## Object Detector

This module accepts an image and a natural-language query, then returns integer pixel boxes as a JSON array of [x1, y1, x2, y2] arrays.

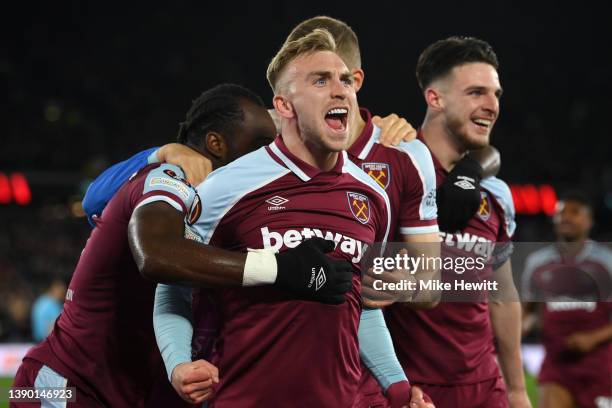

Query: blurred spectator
[[1, 293, 31, 342], [1, 207, 89, 343], [31, 278, 66, 342]]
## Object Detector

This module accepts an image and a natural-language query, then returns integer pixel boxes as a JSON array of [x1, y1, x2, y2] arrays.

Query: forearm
[[153, 284, 194, 380], [130, 201, 353, 305], [589, 323, 612, 346], [490, 259, 527, 390], [136, 236, 247, 286], [490, 300, 526, 391], [132, 230, 247, 288], [402, 232, 441, 307], [129, 202, 248, 286], [359, 308, 407, 390]]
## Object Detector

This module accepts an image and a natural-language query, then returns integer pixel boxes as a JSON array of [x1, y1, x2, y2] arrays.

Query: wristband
[[243, 249, 278, 286]]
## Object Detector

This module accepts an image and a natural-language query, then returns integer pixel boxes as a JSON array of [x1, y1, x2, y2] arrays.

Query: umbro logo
[[266, 195, 289, 211], [454, 176, 476, 190], [266, 196, 289, 206], [316, 267, 326, 291], [308, 267, 327, 291]]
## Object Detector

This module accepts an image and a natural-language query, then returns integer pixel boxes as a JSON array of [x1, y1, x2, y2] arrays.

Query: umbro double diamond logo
[[454, 176, 476, 190]]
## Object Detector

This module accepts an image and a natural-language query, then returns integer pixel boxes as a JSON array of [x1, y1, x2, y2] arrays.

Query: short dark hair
[[416, 36, 499, 90], [560, 190, 592, 211], [177, 83, 265, 147]]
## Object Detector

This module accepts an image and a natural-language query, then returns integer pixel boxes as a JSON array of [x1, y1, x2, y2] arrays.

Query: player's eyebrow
[[307, 70, 354, 85], [308, 70, 332, 80], [465, 85, 504, 98], [340, 72, 354, 84]]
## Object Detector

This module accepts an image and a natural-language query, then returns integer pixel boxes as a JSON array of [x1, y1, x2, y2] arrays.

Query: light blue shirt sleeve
[[31, 296, 63, 342], [358, 308, 407, 391], [82, 147, 159, 227], [153, 284, 194, 381]]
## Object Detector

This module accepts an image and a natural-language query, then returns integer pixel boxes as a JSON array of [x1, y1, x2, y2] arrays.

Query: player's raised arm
[[155, 143, 212, 186], [83, 146, 158, 226], [82, 143, 212, 226]]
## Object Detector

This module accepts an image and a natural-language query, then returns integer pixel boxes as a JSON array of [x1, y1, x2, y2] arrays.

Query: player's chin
[[464, 130, 490, 150], [324, 130, 350, 151]]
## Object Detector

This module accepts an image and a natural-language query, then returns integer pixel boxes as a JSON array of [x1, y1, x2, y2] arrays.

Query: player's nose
[[482, 93, 499, 117], [330, 77, 348, 99]]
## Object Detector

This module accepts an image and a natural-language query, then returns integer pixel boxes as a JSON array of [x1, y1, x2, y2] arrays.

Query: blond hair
[[266, 28, 337, 93], [286, 16, 361, 70]]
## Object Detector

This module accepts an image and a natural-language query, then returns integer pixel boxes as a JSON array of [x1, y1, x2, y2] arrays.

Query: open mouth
[[324, 107, 348, 132], [471, 118, 493, 131]]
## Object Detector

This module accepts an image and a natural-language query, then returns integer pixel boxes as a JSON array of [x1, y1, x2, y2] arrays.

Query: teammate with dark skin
[[129, 98, 273, 286], [128, 87, 352, 305]]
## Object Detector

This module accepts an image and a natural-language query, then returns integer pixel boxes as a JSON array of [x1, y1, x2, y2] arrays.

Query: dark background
[[1, 1, 611, 341]]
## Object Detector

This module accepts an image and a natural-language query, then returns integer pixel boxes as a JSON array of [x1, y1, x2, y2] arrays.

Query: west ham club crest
[[361, 162, 390, 190], [347, 192, 370, 224], [478, 191, 491, 221]]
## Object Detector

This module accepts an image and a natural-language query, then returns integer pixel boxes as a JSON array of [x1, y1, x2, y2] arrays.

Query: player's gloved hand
[[468, 145, 500, 178], [171, 359, 219, 405], [275, 238, 353, 304], [436, 155, 483, 233]]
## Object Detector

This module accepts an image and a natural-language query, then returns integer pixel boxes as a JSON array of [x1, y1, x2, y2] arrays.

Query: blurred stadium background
[[1, 2, 610, 407]]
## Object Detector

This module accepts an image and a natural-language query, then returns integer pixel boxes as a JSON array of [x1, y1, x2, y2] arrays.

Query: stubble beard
[[447, 113, 490, 151], [299, 120, 345, 153]]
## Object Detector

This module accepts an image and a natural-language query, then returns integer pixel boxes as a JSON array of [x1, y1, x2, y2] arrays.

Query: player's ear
[[205, 132, 227, 160], [273, 95, 294, 119], [425, 87, 444, 111], [351, 68, 364, 92]]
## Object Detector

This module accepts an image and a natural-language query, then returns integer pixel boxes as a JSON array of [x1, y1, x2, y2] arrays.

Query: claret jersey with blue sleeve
[[185, 135, 391, 408], [25, 163, 197, 408]]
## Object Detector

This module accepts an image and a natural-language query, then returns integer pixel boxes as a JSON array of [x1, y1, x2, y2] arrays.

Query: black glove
[[275, 238, 353, 304], [436, 156, 483, 233]]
